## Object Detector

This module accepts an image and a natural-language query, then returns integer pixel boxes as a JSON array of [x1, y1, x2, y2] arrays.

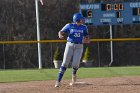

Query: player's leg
[[61, 42, 74, 67], [55, 66, 66, 87], [55, 42, 74, 87], [71, 44, 83, 84], [72, 68, 78, 83]]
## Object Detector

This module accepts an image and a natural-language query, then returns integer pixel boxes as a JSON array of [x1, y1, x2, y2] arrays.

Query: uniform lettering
[[70, 29, 83, 33]]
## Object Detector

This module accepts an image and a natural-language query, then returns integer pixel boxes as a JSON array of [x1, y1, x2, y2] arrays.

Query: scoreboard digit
[[80, 1, 140, 26]]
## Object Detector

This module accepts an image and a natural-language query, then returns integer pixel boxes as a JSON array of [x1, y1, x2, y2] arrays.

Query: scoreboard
[[80, 1, 140, 25]]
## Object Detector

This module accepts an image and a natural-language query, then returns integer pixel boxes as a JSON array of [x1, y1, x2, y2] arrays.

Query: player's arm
[[58, 23, 70, 39], [83, 26, 90, 43], [58, 31, 65, 39]]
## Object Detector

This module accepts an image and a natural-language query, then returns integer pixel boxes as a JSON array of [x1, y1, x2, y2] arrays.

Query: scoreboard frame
[[80, 1, 140, 26]]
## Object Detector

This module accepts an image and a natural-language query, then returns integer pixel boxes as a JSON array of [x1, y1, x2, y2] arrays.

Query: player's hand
[[83, 36, 90, 43], [59, 35, 65, 39], [58, 31, 65, 39]]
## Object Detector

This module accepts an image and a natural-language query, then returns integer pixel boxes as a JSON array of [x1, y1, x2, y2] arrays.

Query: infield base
[[69, 82, 86, 86]]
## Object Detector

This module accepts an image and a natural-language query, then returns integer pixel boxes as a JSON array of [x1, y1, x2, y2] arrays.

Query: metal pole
[[97, 42, 101, 67], [109, 25, 113, 66], [3, 44, 5, 70], [50, 43, 53, 68], [35, 0, 42, 69]]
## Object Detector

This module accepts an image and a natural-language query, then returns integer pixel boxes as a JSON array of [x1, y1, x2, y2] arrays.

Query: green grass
[[0, 66, 139, 83]]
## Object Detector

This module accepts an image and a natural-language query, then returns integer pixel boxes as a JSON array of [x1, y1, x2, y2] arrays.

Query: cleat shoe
[[55, 81, 61, 87]]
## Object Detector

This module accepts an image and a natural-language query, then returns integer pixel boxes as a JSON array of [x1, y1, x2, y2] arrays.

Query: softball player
[[55, 13, 90, 87]]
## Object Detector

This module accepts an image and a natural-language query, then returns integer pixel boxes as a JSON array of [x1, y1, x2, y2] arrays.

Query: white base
[[69, 82, 86, 86]]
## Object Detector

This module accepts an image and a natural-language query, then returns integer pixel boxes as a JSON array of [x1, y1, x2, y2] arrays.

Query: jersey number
[[74, 33, 80, 37]]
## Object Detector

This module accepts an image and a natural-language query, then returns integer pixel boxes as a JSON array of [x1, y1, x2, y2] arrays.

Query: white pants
[[61, 42, 83, 68]]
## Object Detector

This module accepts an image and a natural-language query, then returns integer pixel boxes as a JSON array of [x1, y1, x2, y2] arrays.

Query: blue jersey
[[60, 23, 88, 44]]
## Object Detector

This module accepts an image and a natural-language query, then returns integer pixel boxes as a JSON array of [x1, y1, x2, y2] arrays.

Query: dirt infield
[[0, 76, 140, 93]]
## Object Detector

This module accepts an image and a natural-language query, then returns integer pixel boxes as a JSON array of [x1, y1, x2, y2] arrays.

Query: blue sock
[[57, 66, 67, 82], [72, 67, 78, 75]]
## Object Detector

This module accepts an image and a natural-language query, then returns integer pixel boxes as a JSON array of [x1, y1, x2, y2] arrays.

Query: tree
[[53, 47, 62, 60], [83, 47, 93, 61]]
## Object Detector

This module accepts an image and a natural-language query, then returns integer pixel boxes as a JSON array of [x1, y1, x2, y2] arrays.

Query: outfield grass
[[0, 66, 139, 83]]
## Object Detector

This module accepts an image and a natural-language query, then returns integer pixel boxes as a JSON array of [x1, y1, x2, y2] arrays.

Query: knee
[[61, 63, 69, 68]]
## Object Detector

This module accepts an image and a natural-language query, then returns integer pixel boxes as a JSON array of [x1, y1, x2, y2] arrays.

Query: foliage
[[83, 47, 93, 61], [53, 47, 62, 60]]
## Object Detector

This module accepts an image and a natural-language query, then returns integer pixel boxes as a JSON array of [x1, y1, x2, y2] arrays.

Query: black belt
[[69, 42, 82, 44]]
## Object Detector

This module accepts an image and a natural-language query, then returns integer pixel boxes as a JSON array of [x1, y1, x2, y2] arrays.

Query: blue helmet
[[73, 13, 85, 22]]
